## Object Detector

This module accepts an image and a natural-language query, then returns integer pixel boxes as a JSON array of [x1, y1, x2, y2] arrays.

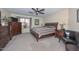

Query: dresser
[[8, 22, 22, 38], [0, 22, 21, 50], [0, 26, 10, 50]]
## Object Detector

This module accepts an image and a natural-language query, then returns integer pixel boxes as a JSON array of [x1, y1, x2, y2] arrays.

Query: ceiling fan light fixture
[[30, 8, 45, 15]]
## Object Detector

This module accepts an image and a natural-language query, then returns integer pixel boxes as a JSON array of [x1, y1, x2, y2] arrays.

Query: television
[[10, 17, 18, 22]]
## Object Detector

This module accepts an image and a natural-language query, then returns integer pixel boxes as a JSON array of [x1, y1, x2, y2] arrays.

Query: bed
[[30, 22, 58, 42]]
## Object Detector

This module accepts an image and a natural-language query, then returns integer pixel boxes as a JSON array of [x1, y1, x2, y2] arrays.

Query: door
[[19, 18, 31, 33]]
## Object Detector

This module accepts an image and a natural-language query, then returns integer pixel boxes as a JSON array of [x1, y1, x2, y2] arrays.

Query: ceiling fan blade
[[32, 8, 37, 12], [38, 11, 44, 14], [31, 8, 45, 15], [36, 8, 38, 11], [39, 9, 45, 11]]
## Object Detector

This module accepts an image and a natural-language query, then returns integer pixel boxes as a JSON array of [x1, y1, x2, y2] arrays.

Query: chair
[[62, 30, 78, 51]]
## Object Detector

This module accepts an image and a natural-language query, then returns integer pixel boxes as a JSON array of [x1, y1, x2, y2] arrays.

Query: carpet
[[3, 33, 65, 51]]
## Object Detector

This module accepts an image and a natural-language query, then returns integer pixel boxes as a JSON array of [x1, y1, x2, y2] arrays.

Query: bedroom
[[0, 8, 79, 51]]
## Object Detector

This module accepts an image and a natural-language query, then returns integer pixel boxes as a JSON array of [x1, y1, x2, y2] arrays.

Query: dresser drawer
[[0, 39, 6, 48]]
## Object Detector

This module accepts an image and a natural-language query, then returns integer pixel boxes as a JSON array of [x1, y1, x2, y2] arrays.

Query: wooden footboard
[[30, 29, 39, 42]]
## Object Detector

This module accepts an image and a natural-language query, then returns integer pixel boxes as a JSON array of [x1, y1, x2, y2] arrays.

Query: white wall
[[0, 8, 11, 18], [44, 8, 79, 32], [0, 8, 11, 26], [44, 9, 69, 30], [68, 8, 79, 32]]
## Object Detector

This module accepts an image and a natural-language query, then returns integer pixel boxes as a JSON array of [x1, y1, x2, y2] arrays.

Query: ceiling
[[4, 8, 64, 17]]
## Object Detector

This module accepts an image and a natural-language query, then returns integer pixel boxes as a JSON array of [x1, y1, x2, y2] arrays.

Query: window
[[19, 18, 30, 28]]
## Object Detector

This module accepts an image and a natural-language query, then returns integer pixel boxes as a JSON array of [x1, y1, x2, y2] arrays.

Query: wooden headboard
[[45, 22, 58, 30]]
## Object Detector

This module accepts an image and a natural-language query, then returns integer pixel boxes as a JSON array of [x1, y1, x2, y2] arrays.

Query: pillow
[[46, 26, 55, 28], [65, 31, 70, 38], [65, 30, 75, 40]]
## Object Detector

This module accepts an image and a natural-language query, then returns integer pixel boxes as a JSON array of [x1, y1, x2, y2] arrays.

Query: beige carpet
[[3, 33, 65, 51]]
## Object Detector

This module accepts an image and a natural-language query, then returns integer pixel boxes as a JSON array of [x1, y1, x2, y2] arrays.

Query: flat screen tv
[[11, 17, 18, 22]]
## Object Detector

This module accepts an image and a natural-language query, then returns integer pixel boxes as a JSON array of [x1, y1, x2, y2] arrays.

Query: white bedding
[[32, 27, 56, 37]]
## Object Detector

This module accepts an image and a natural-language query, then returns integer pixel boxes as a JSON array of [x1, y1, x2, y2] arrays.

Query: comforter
[[32, 27, 55, 37]]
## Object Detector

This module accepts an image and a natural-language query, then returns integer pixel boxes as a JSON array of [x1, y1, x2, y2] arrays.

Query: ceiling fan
[[29, 8, 45, 15]]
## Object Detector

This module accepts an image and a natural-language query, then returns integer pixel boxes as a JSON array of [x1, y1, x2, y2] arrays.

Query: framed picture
[[34, 19, 39, 25], [77, 9, 79, 22]]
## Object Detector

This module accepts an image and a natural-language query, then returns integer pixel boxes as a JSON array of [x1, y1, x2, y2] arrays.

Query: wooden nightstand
[[55, 30, 64, 42]]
